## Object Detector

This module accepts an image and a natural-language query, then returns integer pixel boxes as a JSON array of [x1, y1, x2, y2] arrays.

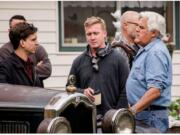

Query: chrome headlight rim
[[37, 116, 71, 133], [112, 108, 135, 133], [102, 108, 135, 133], [47, 117, 71, 133]]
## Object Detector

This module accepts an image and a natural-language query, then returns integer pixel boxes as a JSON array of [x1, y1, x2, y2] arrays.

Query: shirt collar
[[85, 42, 112, 57], [143, 38, 161, 51], [11, 53, 33, 68], [135, 38, 160, 59]]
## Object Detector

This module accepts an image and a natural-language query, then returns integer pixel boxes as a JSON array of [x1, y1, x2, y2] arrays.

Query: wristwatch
[[130, 106, 137, 115]]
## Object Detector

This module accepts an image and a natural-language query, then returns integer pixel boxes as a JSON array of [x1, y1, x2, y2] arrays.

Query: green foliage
[[169, 98, 180, 120]]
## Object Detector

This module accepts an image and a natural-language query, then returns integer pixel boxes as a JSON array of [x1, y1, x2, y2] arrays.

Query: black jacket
[[0, 42, 52, 81], [112, 41, 140, 69], [0, 53, 43, 87], [68, 43, 129, 115]]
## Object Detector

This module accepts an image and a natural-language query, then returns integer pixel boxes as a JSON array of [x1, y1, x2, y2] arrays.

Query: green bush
[[169, 98, 180, 120]]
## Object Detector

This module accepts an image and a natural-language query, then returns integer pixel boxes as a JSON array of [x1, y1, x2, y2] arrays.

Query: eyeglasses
[[126, 21, 138, 26], [92, 57, 100, 72]]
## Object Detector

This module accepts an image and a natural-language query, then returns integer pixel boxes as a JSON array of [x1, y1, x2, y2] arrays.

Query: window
[[175, 1, 180, 49], [59, 1, 116, 51]]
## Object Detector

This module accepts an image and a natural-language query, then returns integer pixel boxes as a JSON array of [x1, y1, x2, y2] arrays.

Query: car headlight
[[102, 108, 135, 133], [37, 117, 71, 133]]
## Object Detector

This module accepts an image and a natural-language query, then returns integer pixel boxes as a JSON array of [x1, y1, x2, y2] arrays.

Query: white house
[[0, 1, 179, 99]]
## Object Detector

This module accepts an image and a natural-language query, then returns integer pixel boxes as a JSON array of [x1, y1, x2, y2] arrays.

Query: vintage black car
[[0, 84, 135, 133]]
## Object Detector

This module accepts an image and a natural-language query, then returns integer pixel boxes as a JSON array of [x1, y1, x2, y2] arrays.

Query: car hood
[[0, 84, 63, 110]]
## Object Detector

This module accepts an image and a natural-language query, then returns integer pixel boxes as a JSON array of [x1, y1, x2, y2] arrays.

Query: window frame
[[174, 1, 180, 49], [58, 1, 85, 52], [58, 1, 118, 52], [58, 1, 178, 51]]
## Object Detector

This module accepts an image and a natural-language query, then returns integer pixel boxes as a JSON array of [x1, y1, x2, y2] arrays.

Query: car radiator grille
[[0, 120, 30, 133]]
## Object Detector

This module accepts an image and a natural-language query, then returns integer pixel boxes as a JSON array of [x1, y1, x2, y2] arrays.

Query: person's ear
[[151, 30, 159, 38], [20, 39, 25, 47], [104, 31, 107, 38], [123, 22, 128, 28], [8, 25, 12, 32]]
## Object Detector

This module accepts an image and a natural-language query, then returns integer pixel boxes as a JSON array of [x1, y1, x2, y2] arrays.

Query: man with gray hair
[[112, 11, 140, 68], [126, 11, 172, 133]]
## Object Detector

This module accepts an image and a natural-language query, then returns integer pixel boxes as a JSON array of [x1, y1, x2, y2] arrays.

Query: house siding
[[172, 51, 180, 99], [0, 1, 57, 53]]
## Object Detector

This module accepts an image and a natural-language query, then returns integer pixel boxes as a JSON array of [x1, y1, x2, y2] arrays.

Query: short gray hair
[[140, 11, 166, 37]]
